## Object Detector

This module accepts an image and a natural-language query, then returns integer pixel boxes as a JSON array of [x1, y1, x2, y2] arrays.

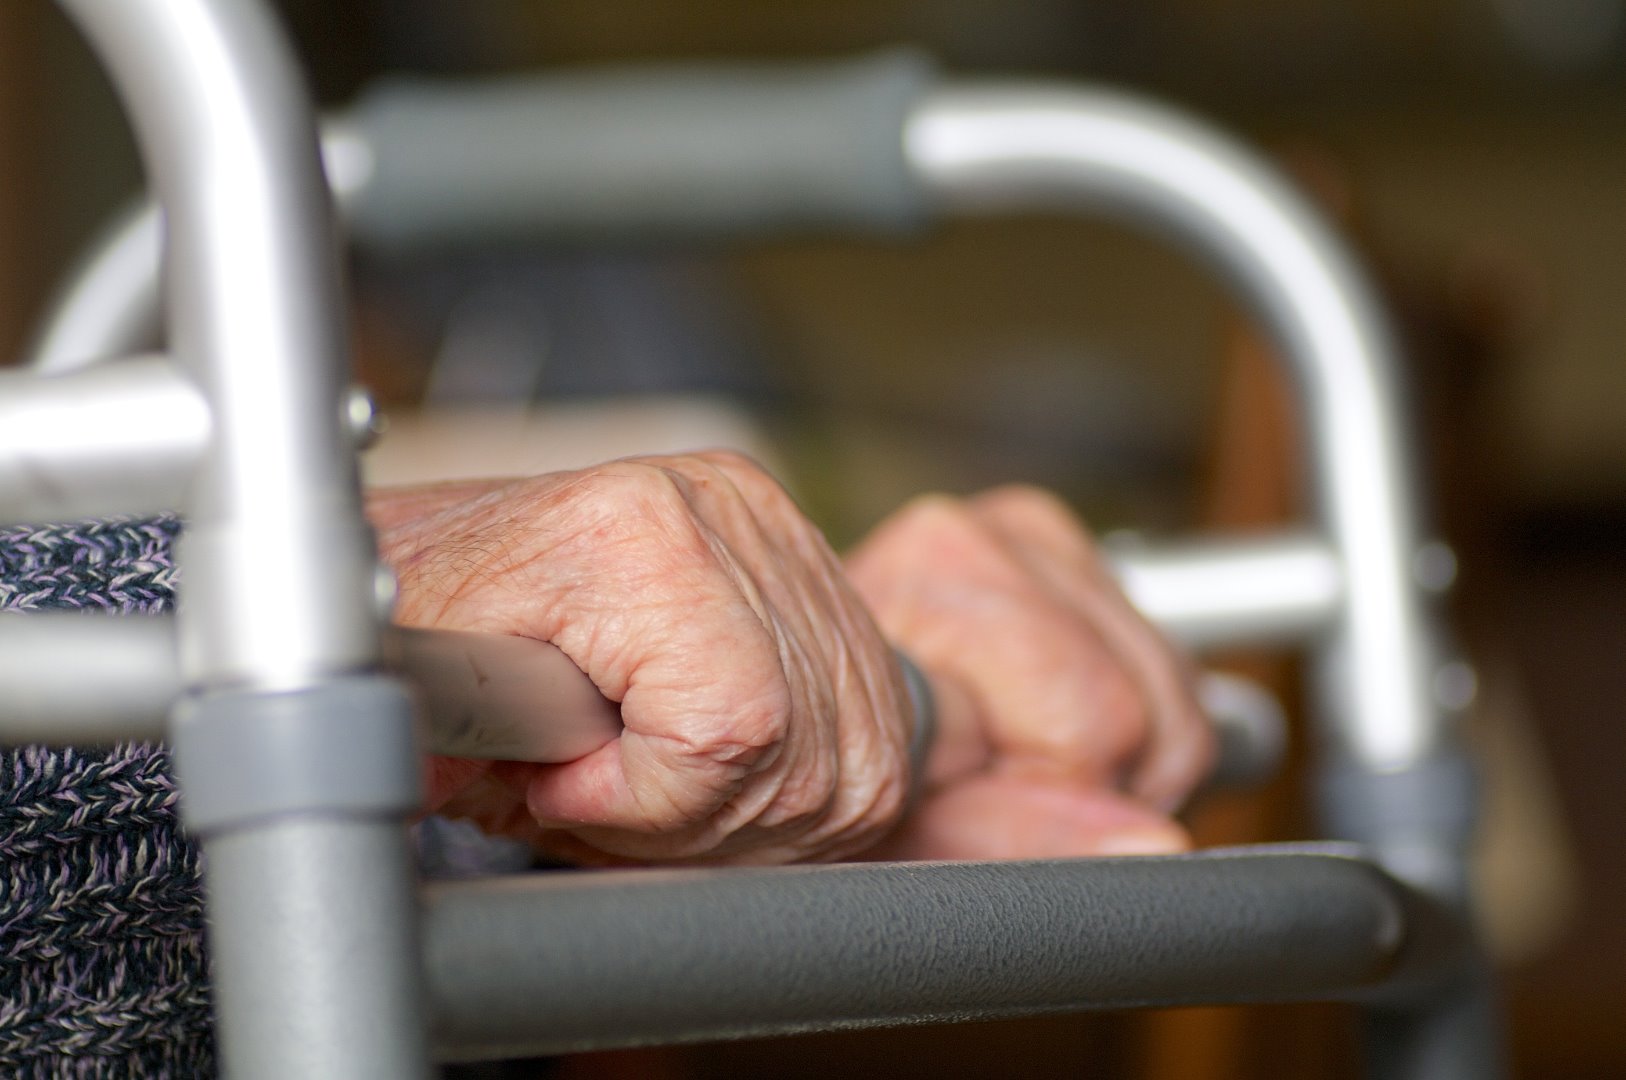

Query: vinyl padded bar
[[346, 51, 932, 246], [425, 845, 1457, 1062], [20, 75, 1439, 769]]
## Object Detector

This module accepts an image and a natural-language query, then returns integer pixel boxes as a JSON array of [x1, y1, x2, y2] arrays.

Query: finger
[[865, 770, 1191, 862], [422, 755, 495, 812], [523, 646, 792, 832], [966, 487, 1214, 809], [429, 757, 552, 844], [846, 495, 1149, 780]]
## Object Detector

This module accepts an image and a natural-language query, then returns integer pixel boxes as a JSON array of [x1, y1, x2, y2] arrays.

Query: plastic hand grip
[[403, 629, 1282, 793], [344, 51, 935, 248], [390, 628, 622, 762], [401, 629, 939, 774]]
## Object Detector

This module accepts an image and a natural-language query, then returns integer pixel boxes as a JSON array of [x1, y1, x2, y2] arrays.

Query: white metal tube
[[0, 355, 205, 522], [24, 124, 376, 376], [57, 0, 378, 689], [0, 614, 172, 743], [906, 87, 1441, 772], [26, 204, 161, 374], [1110, 532, 1342, 649], [52, 4, 429, 1078]]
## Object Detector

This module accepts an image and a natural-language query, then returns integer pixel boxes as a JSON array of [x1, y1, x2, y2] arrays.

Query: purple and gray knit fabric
[[0, 516, 213, 1077]]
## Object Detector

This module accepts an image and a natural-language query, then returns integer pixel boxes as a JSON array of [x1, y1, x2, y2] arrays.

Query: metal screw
[[372, 562, 399, 620], [1414, 540, 1459, 595], [347, 386, 388, 450], [1433, 660, 1478, 712]]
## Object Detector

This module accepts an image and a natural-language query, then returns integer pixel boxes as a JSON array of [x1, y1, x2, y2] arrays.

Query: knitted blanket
[[0, 517, 213, 1077]]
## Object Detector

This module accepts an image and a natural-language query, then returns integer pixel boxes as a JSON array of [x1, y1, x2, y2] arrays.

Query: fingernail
[[1093, 827, 1190, 857]]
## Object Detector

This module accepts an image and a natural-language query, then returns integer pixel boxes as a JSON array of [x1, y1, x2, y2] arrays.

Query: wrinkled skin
[[847, 487, 1212, 861], [368, 452, 1211, 866]]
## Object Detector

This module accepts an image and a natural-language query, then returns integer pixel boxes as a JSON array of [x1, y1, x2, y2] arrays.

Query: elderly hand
[[844, 487, 1213, 861], [370, 457, 1211, 865], [370, 452, 913, 865]]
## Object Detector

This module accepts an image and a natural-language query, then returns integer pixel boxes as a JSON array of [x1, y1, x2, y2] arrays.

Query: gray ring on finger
[[894, 649, 936, 800]]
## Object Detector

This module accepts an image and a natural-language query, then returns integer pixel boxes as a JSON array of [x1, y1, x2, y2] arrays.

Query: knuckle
[[570, 463, 717, 571], [694, 656, 795, 768], [884, 494, 995, 558], [567, 458, 694, 517], [1091, 667, 1155, 761], [980, 484, 1096, 544], [984, 482, 1073, 518], [893, 492, 972, 531], [638, 462, 702, 519], [696, 450, 799, 512], [691, 447, 764, 478], [548, 464, 687, 546]]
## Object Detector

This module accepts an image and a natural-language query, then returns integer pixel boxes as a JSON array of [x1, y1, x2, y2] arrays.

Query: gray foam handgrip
[[345, 51, 936, 248], [390, 627, 623, 762]]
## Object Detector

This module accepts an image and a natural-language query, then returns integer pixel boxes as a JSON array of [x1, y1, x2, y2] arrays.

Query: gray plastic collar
[[172, 676, 422, 835]]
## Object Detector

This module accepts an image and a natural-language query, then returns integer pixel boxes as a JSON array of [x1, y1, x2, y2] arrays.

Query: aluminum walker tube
[[26, 203, 161, 374], [902, 87, 1490, 1079], [0, 354, 205, 522], [26, 121, 377, 374], [52, 1, 429, 1077], [904, 87, 1439, 776]]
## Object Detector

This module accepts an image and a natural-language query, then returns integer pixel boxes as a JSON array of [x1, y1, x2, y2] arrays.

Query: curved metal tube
[[905, 87, 1439, 774], [0, 555, 1286, 776], [55, 0, 376, 685], [26, 122, 377, 375], [10, 55, 1481, 1072], [26, 203, 161, 374], [52, 2, 427, 1077]]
